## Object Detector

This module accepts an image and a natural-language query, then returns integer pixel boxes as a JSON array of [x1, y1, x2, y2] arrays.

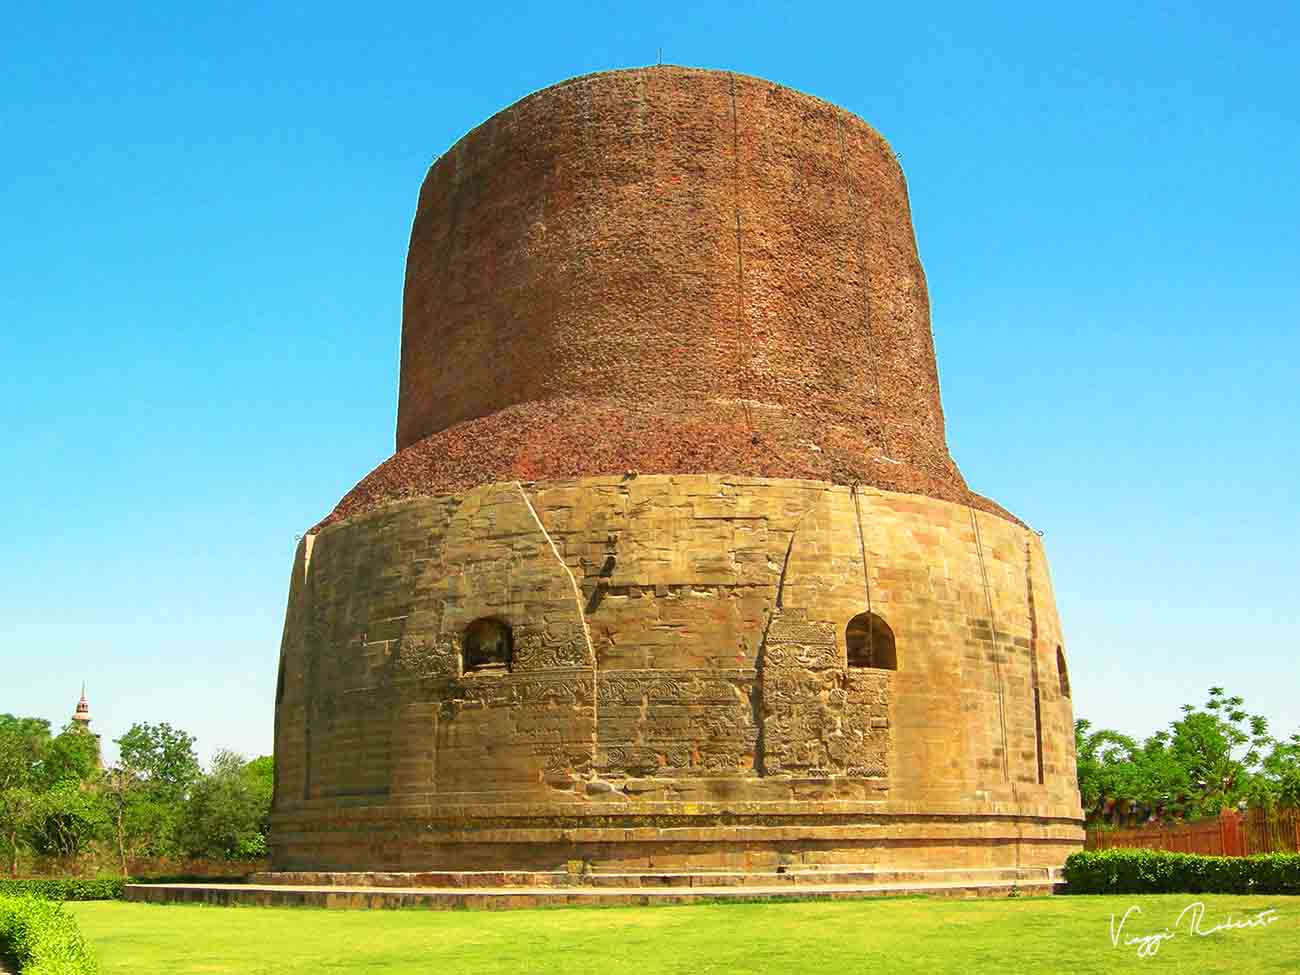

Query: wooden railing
[[1085, 807, 1300, 856]]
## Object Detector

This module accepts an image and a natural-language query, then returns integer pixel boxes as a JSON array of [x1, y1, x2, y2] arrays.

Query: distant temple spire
[[72, 683, 92, 726]]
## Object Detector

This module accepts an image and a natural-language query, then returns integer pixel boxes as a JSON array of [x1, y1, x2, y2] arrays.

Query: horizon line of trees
[[1077, 687, 1300, 826], [0, 715, 270, 877]]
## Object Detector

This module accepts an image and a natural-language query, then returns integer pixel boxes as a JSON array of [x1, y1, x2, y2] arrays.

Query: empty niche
[[1057, 646, 1070, 697], [462, 618, 513, 675], [846, 612, 898, 670]]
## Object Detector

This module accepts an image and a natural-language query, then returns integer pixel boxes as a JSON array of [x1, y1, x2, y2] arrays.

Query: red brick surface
[[325, 66, 1006, 528], [322, 398, 1017, 528]]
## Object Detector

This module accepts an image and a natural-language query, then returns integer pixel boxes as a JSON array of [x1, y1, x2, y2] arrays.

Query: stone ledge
[[270, 800, 1085, 821], [250, 865, 1060, 890], [126, 876, 1064, 910]]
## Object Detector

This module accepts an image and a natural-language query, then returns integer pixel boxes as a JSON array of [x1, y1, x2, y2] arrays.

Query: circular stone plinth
[[272, 475, 1082, 874]]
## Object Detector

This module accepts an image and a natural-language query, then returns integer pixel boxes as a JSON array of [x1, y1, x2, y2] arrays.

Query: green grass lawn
[[70, 895, 1300, 974]]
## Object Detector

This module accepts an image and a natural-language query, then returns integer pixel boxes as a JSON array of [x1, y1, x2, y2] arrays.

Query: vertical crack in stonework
[[301, 532, 316, 580], [756, 498, 812, 774], [513, 481, 599, 765], [512, 482, 596, 661]]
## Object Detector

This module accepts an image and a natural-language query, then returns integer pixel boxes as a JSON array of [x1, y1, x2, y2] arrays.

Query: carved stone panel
[[596, 670, 757, 778], [436, 670, 596, 793], [760, 610, 890, 779]]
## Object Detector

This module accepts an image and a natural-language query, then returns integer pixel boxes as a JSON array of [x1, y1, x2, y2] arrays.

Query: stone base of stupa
[[270, 474, 1083, 878]]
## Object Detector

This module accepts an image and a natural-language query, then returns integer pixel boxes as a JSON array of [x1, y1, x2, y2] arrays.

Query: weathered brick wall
[[398, 66, 939, 448], [272, 475, 1082, 872], [326, 67, 1017, 529]]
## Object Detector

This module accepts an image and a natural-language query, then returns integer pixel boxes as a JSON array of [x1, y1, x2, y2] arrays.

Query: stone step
[[128, 877, 1063, 911], [251, 866, 1059, 890], [585, 866, 1057, 888]]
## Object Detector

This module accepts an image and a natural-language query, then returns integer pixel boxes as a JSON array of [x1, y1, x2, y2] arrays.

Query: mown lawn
[[71, 894, 1300, 974]]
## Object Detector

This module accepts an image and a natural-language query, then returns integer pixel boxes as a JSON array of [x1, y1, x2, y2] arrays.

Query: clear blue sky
[[4, 2, 1296, 765]]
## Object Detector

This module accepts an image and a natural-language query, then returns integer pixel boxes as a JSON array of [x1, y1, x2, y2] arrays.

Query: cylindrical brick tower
[[270, 67, 1083, 886]]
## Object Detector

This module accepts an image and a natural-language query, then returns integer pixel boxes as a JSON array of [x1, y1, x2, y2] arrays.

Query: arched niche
[[846, 612, 897, 670]]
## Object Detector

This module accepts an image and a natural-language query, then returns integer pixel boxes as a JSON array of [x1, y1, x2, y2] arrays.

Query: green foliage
[[113, 724, 199, 802], [0, 715, 56, 877], [0, 716, 52, 787], [0, 718, 98, 795], [39, 730, 99, 791], [2, 711, 273, 875], [30, 784, 107, 859], [243, 756, 274, 796], [0, 717, 101, 877], [1073, 721, 1140, 810], [0, 786, 43, 879], [101, 723, 202, 868], [176, 752, 273, 860], [1253, 733, 1300, 807], [1076, 687, 1300, 823], [0, 893, 98, 974], [0, 879, 125, 901], [1063, 849, 1300, 894]]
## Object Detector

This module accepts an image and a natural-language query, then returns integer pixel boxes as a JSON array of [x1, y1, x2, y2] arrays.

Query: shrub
[[0, 894, 98, 974], [1064, 849, 1300, 894], [0, 879, 124, 901]]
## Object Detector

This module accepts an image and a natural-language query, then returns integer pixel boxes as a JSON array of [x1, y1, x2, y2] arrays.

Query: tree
[[1074, 720, 1139, 811], [28, 723, 101, 859], [1253, 733, 1300, 807], [102, 722, 200, 869], [1149, 687, 1273, 817], [243, 755, 274, 841], [1077, 687, 1291, 824], [177, 752, 274, 860], [0, 716, 99, 875], [41, 724, 99, 786], [0, 715, 49, 876], [114, 723, 199, 802], [100, 763, 137, 876], [29, 781, 104, 859], [0, 786, 42, 878], [0, 717, 50, 792]]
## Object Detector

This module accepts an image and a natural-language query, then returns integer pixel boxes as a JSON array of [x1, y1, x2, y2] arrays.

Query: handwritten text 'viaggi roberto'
[[1109, 902, 1282, 958]]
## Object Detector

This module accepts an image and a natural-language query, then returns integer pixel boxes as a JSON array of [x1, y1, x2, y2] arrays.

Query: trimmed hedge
[[0, 894, 98, 974], [1064, 849, 1300, 894], [0, 880, 124, 902]]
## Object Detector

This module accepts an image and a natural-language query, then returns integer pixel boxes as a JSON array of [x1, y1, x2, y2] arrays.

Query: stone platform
[[125, 866, 1063, 910]]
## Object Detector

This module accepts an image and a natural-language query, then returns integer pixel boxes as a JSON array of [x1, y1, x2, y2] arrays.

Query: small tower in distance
[[71, 684, 101, 765], [71, 684, 92, 728]]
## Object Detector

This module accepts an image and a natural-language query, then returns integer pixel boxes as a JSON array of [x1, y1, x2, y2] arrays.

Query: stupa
[[268, 66, 1083, 882]]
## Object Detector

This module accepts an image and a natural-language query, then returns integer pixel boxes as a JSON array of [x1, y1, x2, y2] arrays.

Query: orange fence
[[1086, 807, 1300, 856], [1244, 806, 1300, 854]]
